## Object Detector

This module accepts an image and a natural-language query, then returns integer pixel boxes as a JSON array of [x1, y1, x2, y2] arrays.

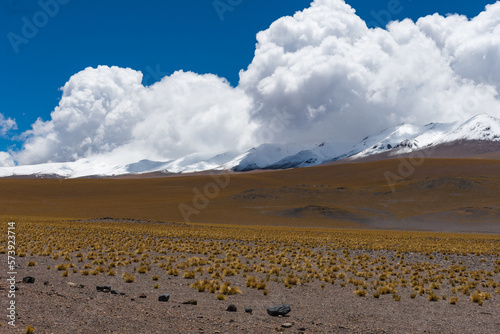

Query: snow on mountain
[[155, 151, 240, 173], [0, 159, 129, 178], [438, 114, 500, 143], [2, 113, 500, 178], [347, 122, 457, 159], [223, 143, 305, 171], [265, 141, 347, 169]]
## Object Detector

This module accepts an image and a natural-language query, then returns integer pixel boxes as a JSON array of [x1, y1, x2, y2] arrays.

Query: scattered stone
[[297, 327, 306, 331], [267, 304, 291, 317], [158, 294, 170, 302], [43, 281, 49, 286], [96, 286, 111, 293], [226, 304, 237, 312], [281, 323, 294, 328], [120, 292, 126, 296], [182, 299, 197, 305], [245, 307, 253, 314], [23, 276, 35, 284], [139, 293, 147, 298], [68, 282, 83, 289], [110, 289, 118, 295]]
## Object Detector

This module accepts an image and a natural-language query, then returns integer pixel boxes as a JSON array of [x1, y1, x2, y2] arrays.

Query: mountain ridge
[[1, 113, 500, 178]]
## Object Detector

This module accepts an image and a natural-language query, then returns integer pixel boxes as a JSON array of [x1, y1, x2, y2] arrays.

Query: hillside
[[1, 158, 499, 233]]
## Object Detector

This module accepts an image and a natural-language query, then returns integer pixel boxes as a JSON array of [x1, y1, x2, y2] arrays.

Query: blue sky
[[0, 0, 497, 154]]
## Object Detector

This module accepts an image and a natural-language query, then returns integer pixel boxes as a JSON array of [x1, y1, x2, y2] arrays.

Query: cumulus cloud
[[6, 0, 500, 166], [240, 0, 500, 145], [0, 113, 16, 136], [15, 66, 254, 165]]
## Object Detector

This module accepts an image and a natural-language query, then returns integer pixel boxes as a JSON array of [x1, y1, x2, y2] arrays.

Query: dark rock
[[245, 307, 253, 314], [226, 304, 237, 312], [96, 286, 111, 292], [23, 277, 35, 284], [43, 281, 49, 286], [110, 289, 118, 295], [158, 294, 170, 302], [267, 304, 291, 317], [182, 299, 197, 305], [139, 293, 147, 298]]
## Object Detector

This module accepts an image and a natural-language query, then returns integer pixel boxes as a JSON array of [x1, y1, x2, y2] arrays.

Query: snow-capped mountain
[[345, 121, 458, 159], [438, 114, 500, 143], [1, 113, 500, 178], [224, 141, 346, 171]]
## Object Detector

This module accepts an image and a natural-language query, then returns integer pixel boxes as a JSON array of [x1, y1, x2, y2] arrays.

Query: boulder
[[158, 294, 170, 302], [96, 286, 111, 292], [226, 304, 237, 312], [267, 304, 291, 317], [23, 277, 35, 284]]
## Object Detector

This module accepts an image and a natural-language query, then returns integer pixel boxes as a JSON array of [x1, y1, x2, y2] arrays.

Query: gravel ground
[[1, 251, 499, 334]]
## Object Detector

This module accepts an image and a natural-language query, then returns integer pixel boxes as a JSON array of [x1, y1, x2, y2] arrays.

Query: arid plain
[[1, 158, 500, 333]]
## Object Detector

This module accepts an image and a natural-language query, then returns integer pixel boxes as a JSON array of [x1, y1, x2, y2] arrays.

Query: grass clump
[[355, 288, 367, 297], [219, 281, 242, 295], [122, 272, 135, 283]]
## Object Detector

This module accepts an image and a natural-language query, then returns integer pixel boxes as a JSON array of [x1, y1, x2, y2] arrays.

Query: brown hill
[[1, 158, 499, 233]]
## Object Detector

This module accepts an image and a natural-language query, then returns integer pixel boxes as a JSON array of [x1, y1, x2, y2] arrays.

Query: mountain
[[1, 113, 500, 178]]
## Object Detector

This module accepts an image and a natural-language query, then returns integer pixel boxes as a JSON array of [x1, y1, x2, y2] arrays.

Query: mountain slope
[[2, 113, 500, 178]]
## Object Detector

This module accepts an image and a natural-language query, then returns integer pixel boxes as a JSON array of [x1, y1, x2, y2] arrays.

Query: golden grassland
[[2, 217, 499, 306]]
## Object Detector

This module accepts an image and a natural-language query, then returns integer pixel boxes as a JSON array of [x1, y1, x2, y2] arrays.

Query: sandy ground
[[1, 250, 499, 334]]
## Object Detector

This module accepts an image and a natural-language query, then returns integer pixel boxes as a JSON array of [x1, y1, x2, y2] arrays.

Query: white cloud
[[239, 0, 500, 144], [0, 113, 16, 136], [0, 151, 15, 167], [6, 0, 500, 166], [15, 66, 255, 165]]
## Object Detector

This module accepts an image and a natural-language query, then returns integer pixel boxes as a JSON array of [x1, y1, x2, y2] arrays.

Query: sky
[[0, 0, 499, 166]]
